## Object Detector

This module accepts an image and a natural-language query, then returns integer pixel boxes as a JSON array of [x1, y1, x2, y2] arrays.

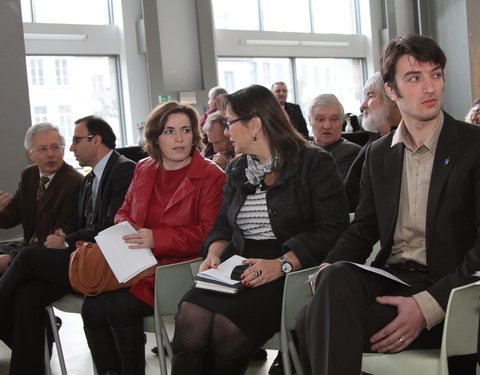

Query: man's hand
[[0, 191, 13, 211], [370, 296, 426, 353], [212, 152, 229, 169], [44, 229, 67, 249], [0, 254, 11, 273]]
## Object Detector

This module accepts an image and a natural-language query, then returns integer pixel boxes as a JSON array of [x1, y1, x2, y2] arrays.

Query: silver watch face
[[281, 261, 293, 273]]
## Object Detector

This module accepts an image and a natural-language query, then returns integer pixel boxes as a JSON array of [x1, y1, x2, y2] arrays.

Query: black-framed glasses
[[72, 135, 94, 144], [222, 114, 258, 129]]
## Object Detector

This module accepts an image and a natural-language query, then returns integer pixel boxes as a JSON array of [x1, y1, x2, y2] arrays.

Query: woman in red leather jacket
[[81, 101, 226, 374]]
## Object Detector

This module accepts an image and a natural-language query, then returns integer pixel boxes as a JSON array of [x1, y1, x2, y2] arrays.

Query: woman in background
[[81, 101, 226, 374], [171, 85, 349, 374]]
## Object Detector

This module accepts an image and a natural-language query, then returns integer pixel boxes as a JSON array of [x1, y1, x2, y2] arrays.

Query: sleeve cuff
[[412, 291, 445, 330]]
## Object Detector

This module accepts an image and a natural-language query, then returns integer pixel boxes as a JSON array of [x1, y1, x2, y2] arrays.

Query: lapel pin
[[444, 157, 450, 166]]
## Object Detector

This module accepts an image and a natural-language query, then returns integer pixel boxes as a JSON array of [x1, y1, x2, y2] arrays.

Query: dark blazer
[[0, 162, 83, 244], [64, 150, 135, 247], [284, 102, 309, 139], [325, 112, 480, 309], [343, 132, 381, 212], [322, 137, 361, 180], [202, 146, 349, 268]]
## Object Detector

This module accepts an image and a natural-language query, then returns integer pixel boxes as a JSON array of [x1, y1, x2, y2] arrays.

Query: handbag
[[69, 241, 158, 296]]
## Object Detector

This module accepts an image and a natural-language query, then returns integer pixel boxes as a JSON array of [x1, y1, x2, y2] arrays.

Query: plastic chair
[[45, 293, 161, 374], [153, 258, 316, 375], [361, 281, 480, 375]]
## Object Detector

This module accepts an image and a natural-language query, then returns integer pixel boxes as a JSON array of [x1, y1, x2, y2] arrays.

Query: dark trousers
[[0, 246, 72, 375], [295, 262, 444, 375]]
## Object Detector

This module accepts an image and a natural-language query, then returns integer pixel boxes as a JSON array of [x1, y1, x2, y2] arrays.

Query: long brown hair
[[217, 84, 308, 171]]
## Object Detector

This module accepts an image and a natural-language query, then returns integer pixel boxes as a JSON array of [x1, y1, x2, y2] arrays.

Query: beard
[[362, 100, 391, 132]]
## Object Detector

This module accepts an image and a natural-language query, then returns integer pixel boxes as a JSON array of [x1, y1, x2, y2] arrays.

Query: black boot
[[213, 354, 253, 375], [84, 327, 121, 374], [111, 325, 145, 375], [171, 349, 208, 375]]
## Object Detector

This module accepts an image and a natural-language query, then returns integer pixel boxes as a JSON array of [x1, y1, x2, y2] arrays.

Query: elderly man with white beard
[[344, 72, 402, 212]]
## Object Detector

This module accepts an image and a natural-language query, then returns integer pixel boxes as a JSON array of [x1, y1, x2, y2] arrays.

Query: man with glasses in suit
[[0, 115, 136, 374], [0, 123, 83, 275]]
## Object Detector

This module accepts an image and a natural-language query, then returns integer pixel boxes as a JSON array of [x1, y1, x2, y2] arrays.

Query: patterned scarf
[[245, 154, 274, 186]]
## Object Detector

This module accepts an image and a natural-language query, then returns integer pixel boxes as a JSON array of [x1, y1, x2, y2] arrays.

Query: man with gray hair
[[0, 123, 83, 273], [309, 93, 361, 179], [344, 72, 402, 211], [201, 86, 229, 157], [203, 111, 235, 170]]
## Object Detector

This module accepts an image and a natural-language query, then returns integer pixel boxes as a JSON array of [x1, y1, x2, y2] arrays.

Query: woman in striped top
[[172, 84, 349, 375]]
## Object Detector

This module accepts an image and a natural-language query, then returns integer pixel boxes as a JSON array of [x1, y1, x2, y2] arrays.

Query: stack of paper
[[194, 255, 248, 294], [95, 222, 158, 283]]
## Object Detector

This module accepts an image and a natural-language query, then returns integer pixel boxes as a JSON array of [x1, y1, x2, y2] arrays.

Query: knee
[[315, 262, 359, 291]]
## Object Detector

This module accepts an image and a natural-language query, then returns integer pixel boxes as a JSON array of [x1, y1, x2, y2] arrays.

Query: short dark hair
[[74, 115, 116, 149], [271, 81, 287, 90], [217, 84, 308, 172], [144, 101, 203, 163], [379, 33, 447, 96]]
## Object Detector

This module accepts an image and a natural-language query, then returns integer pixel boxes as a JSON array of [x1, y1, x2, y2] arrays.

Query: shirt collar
[[93, 150, 113, 183], [391, 111, 444, 154]]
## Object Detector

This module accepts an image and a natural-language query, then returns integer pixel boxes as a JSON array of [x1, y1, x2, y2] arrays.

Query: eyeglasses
[[72, 135, 94, 144], [222, 114, 258, 129], [30, 145, 64, 154]]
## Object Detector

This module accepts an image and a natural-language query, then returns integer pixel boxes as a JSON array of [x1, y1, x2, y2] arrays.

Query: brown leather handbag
[[68, 241, 157, 296]]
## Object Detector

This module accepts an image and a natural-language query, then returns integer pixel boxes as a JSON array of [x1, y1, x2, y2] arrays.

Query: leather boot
[[171, 349, 207, 375], [213, 353, 253, 375], [84, 327, 121, 374], [111, 325, 145, 375]]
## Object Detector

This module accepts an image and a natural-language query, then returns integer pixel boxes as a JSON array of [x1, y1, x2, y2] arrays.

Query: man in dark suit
[[0, 116, 135, 374], [309, 93, 361, 180], [271, 81, 309, 139], [344, 72, 402, 212], [296, 34, 480, 375], [0, 123, 83, 273]]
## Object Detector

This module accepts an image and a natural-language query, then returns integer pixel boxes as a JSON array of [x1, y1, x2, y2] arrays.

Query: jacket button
[[268, 208, 278, 216]]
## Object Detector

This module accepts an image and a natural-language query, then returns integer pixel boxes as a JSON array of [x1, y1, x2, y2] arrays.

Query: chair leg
[[44, 330, 52, 375], [287, 330, 303, 375], [46, 305, 68, 375]]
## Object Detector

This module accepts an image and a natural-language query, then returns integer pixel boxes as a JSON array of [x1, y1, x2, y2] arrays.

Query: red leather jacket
[[115, 149, 226, 305]]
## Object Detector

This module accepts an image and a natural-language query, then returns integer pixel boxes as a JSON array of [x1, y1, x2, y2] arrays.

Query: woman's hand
[[240, 258, 284, 287], [123, 228, 154, 249], [199, 254, 221, 272]]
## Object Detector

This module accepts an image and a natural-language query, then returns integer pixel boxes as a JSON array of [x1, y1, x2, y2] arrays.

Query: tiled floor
[[0, 309, 276, 375]]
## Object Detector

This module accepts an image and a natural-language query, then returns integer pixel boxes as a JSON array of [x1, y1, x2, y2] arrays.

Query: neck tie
[[84, 171, 95, 227], [36, 176, 50, 201]]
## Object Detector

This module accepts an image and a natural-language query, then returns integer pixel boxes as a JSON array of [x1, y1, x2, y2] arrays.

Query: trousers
[[0, 246, 73, 374]]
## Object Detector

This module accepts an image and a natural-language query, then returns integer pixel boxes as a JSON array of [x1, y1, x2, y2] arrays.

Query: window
[[21, 0, 110, 25], [212, 0, 358, 34], [217, 57, 364, 132], [55, 59, 68, 85], [26, 56, 122, 168], [34, 106, 48, 123], [29, 59, 44, 86], [217, 57, 293, 95]]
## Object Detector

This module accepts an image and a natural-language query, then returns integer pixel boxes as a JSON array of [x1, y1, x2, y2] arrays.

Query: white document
[[196, 255, 247, 285], [473, 271, 480, 277], [94, 221, 157, 283], [346, 262, 411, 286]]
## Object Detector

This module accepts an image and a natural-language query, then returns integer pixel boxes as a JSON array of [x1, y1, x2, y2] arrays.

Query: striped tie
[[36, 176, 50, 201]]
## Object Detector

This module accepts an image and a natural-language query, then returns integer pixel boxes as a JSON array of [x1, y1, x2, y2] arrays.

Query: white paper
[[196, 255, 247, 285], [347, 262, 411, 286], [94, 222, 157, 283], [473, 271, 480, 277]]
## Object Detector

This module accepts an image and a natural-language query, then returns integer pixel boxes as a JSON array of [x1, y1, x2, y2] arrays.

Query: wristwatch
[[279, 255, 293, 274]]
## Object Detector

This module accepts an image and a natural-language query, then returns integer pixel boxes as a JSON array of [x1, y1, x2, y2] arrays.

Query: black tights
[[173, 301, 257, 360]]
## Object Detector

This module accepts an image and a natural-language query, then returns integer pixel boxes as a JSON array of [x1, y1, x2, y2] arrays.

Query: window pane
[[217, 57, 293, 96], [212, 0, 260, 30], [24, 0, 110, 25], [26, 56, 122, 168], [311, 0, 357, 34], [295, 58, 363, 116], [261, 0, 310, 33], [20, 0, 33, 22]]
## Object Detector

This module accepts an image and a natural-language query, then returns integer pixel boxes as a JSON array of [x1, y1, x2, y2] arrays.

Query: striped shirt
[[237, 186, 276, 240]]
